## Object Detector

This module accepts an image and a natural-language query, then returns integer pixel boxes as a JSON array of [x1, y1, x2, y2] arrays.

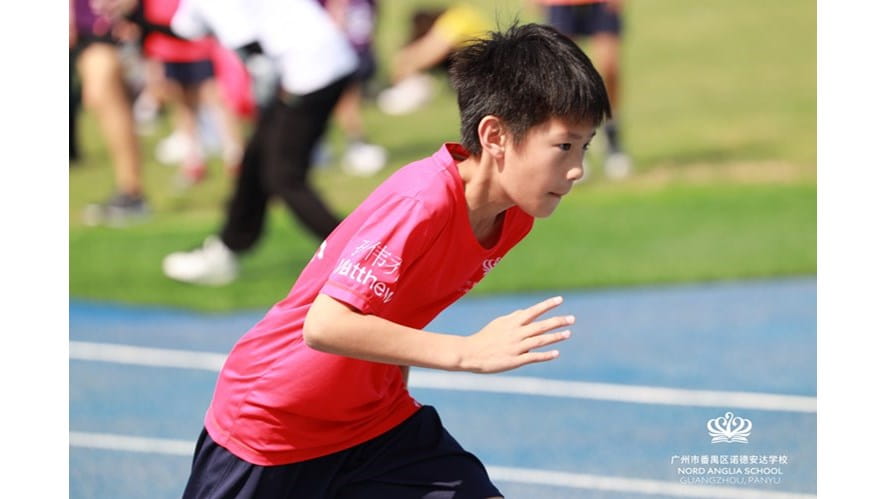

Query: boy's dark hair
[[449, 23, 612, 156]]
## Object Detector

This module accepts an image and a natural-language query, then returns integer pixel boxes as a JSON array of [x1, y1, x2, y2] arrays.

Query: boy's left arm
[[304, 293, 572, 374]]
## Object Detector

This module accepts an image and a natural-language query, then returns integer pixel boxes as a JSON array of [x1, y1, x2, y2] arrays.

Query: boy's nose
[[567, 162, 585, 182]]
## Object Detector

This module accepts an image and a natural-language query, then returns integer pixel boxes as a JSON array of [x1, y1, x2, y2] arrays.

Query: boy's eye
[[557, 144, 572, 151], [582, 142, 590, 151]]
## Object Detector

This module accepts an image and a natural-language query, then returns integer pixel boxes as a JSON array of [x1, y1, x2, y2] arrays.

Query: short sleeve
[[170, 0, 209, 40], [172, 0, 259, 48], [320, 195, 435, 315]]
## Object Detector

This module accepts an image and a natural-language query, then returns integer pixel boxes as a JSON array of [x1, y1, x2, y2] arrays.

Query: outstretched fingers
[[519, 328, 572, 355], [517, 349, 562, 366], [466, 296, 576, 373], [515, 297, 574, 360], [517, 296, 565, 324], [514, 298, 574, 367], [524, 313, 575, 338]]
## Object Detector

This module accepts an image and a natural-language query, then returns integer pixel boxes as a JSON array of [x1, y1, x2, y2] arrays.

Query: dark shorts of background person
[[353, 47, 377, 85], [182, 406, 502, 499], [548, 3, 622, 38], [164, 59, 215, 86]]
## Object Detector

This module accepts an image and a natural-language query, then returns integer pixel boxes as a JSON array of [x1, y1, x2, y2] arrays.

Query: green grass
[[483, 182, 816, 293], [70, 0, 816, 312]]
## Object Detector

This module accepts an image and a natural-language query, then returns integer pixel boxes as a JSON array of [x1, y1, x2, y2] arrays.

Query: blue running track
[[70, 277, 816, 498]]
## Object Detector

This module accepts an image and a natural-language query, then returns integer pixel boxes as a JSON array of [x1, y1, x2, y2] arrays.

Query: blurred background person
[[376, 3, 490, 116], [71, 0, 150, 226], [534, 0, 632, 179], [90, 0, 360, 285], [320, 0, 388, 177], [137, 0, 246, 187]]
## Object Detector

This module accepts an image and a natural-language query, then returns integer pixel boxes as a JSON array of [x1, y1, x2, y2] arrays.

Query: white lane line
[[486, 466, 816, 499], [409, 372, 817, 413], [69, 431, 194, 456], [70, 341, 816, 413], [70, 341, 227, 371], [69, 432, 814, 499]]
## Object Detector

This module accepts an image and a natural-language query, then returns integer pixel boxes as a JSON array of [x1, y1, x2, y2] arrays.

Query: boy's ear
[[477, 115, 507, 158]]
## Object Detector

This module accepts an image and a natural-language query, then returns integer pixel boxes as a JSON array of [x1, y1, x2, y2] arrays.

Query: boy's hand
[[461, 296, 573, 374]]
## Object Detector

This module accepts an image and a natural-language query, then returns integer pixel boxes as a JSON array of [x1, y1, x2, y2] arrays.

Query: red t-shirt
[[204, 143, 535, 465]]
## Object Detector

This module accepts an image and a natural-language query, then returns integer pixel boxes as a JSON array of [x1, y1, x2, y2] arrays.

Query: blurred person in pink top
[[172, 23, 613, 498], [139, 0, 245, 185]]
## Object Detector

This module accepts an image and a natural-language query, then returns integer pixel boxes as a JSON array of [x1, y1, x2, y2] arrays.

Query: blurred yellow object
[[430, 4, 492, 47], [535, 0, 608, 5]]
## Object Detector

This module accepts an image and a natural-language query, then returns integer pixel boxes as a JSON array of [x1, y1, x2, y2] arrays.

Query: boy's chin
[[524, 199, 561, 218]]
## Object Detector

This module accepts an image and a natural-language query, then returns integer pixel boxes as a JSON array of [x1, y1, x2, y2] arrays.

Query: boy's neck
[[457, 153, 513, 247]]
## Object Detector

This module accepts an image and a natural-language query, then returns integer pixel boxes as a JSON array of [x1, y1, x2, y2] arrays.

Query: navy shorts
[[352, 47, 378, 84], [182, 406, 502, 498], [164, 59, 215, 86], [548, 3, 623, 37]]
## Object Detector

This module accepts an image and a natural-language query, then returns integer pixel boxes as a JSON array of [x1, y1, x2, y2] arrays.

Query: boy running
[[183, 22, 611, 498]]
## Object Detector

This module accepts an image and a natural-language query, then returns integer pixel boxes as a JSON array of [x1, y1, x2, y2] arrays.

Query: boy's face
[[500, 117, 596, 218]]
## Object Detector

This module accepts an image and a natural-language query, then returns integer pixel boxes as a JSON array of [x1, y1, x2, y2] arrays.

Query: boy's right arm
[[304, 294, 573, 374]]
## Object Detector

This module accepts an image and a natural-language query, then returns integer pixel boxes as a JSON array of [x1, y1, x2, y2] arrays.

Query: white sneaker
[[377, 74, 434, 115], [155, 131, 189, 166], [342, 141, 387, 176], [604, 152, 633, 180], [162, 236, 239, 286]]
